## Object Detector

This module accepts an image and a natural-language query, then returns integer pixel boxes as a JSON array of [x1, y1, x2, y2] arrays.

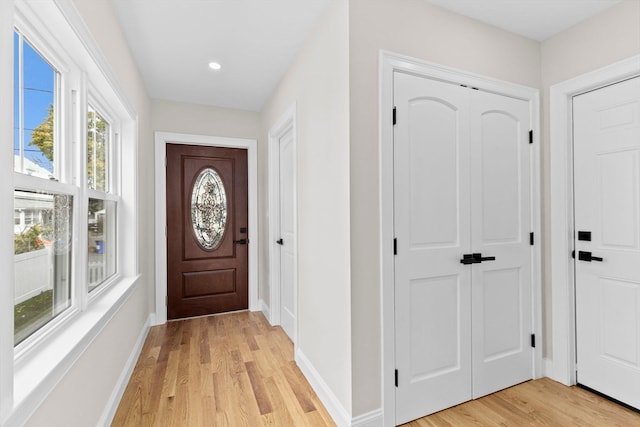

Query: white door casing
[[268, 105, 298, 344], [573, 76, 640, 409], [393, 71, 534, 424]]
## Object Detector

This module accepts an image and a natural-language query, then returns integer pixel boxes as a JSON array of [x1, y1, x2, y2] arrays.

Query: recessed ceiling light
[[208, 62, 222, 71]]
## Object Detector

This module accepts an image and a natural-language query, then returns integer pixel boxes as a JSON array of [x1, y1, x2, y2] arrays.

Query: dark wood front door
[[166, 144, 248, 319]]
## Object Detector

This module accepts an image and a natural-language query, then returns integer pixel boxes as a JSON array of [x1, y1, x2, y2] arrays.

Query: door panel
[[279, 127, 296, 341], [394, 72, 472, 424], [471, 90, 532, 398], [574, 76, 640, 409], [166, 144, 248, 319]]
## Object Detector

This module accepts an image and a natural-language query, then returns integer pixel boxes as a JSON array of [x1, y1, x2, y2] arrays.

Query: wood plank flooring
[[113, 310, 640, 427], [401, 377, 640, 427], [111, 311, 335, 427]]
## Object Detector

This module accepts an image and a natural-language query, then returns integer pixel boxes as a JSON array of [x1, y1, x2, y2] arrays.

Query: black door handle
[[460, 253, 496, 264], [233, 239, 248, 245], [578, 251, 603, 262], [276, 238, 284, 245]]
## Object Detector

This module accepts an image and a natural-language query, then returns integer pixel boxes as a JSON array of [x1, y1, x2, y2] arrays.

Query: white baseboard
[[98, 313, 152, 427], [295, 348, 351, 427], [352, 408, 384, 427], [259, 299, 272, 325]]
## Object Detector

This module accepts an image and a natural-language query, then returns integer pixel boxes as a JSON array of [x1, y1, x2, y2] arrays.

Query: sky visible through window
[[14, 31, 55, 175]]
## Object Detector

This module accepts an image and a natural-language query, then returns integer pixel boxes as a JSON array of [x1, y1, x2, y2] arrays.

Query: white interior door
[[278, 127, 296, 341], [394, 72, 472, 424], [394, 71, 533, 424], [470, 90, 532, 398], [574, 76, 640, 409]]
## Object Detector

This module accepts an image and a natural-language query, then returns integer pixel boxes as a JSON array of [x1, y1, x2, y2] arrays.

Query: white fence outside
[[14, 246, 53, 304]]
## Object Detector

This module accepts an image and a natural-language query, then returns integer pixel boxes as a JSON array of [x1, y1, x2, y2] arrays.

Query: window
[[86, 105, 118, 292], [3, 2, 138, 421], [14, 190, 73, 345], [12, 22, 124, 347], [13, 30, 74, 346], [13, 31, 57, 179]]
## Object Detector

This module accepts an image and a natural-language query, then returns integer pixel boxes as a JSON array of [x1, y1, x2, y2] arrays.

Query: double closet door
[[393, 72, 534, 424]]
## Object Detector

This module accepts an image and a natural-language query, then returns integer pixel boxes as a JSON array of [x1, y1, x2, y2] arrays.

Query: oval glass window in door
[[191, 168, 227, 249]]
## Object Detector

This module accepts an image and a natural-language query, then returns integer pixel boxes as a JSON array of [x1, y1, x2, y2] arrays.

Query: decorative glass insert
[[191, 168, 227, 249]]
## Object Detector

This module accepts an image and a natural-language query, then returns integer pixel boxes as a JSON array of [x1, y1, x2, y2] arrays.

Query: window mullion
[[76, 75, 89, 311]]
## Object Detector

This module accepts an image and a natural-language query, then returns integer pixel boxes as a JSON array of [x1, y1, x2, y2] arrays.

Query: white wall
[[348, 0, 541, 416], [540, 0, 640, 358], [260, 0, 352, 417], [20, 0, 153, 425], [152, 99, 260, 140]]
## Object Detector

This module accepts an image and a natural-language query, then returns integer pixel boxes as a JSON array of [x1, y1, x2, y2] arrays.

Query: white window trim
[[0, 1, 140, 425], [153, 131, 259, 325]]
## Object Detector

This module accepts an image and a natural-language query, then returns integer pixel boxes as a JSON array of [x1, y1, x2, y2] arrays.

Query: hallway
[[111, 311, 335, 426]]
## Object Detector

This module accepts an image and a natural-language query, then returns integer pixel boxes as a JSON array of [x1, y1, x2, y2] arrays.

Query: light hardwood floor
[[401, 377, 640, 427], [111, 311, 336, 427], [113, 311, 640, 427]]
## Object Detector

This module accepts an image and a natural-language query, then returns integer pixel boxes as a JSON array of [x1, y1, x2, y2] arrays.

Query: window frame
[[1, 2, 140, 424]]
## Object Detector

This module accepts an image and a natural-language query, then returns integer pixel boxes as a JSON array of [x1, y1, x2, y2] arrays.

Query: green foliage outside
[[14, 224, 46, 255], [28, 104, 108, 189], [29, 104, 54, 163]]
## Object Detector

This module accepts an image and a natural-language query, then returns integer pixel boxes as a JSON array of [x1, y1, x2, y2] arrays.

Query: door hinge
[[530, 232, 534, 246], [395, 369, 398, 387], [531, 333, 536, 348], [165, 295, 168, 306], [393, 238, 397, 255], [529, 130, 533, 144], [393, 107, 397, 125], [572, 250, 575, 259]]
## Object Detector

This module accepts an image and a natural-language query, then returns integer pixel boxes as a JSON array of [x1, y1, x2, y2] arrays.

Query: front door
[[574, 76, 640, 409], [393, 71, 533, 424], [166, 144, 248, 319]]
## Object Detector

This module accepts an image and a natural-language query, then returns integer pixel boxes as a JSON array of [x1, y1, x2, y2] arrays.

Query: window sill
[[7, 274, 140, 427]]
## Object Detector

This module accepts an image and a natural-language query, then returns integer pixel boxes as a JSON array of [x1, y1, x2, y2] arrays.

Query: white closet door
[[393, 72, 472, 424], [470, 90, 532, 398], [394, 71, 533, 424], [574, 76, 640, 409]]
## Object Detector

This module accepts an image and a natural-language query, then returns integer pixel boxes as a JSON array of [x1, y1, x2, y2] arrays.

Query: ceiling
[[427, 0, 623, 42], [112, 0, 623, 112]]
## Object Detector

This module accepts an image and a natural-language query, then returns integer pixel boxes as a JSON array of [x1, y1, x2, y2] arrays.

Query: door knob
[[276, 238, 284, 245]]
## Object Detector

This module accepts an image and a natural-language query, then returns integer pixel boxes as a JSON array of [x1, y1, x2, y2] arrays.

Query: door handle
[[578, 251, 603, 262], [473, 253, 496, 262], [276, 238, 284, 245], [460, 253, 496, 264], [233, 239, 248, 245]]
